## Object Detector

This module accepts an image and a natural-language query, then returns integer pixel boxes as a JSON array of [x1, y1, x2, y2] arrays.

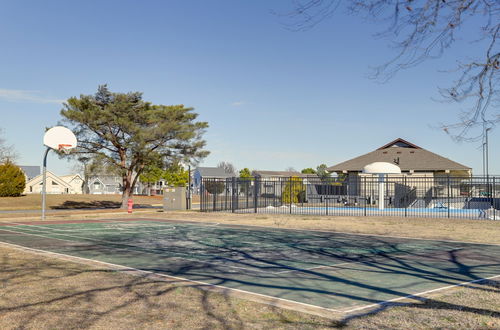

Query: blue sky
[[0, 0, 496, 175]]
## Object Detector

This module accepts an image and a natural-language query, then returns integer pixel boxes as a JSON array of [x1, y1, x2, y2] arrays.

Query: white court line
[[340, 273, 500, 314], [138, 217, 500, 247], [0, 224, 275, 274], [0, 240, 344, 315]]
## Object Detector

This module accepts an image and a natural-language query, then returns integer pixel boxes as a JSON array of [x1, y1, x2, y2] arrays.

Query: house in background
[[193, 167, 235, 194], [88, 176, 121, 194], [327, 138, 471, 177], [88, 175, 143, 195], [24, 171, 83, 194], [326, 138, 472, 198], [60, 174, 84, 194]]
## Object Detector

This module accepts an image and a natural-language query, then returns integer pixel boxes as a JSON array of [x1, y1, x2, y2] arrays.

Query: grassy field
[[0, 211, 499, 329]]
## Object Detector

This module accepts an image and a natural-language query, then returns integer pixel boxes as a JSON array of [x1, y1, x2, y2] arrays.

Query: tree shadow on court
[[158, 227, 500, 326], [1, 221, 500, 328]]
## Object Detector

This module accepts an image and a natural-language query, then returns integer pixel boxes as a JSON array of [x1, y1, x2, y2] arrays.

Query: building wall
[[24, 173, 73, 194]]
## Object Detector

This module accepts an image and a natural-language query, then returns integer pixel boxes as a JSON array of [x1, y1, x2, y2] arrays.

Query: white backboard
[[43, 126, 77, 151], [362, 162, 401, 174]]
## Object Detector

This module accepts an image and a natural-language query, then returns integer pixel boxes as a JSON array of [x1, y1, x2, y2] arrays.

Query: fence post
[[246, 180, 249, 209], [231, 177, 236, 213], [254, 178, 258, 213], [363, 177, 367, 217], [200, 181, 204, 212], [224, 179, 228, 211], [492, 177, 495, 219], [447, 176, 450, 218], [326, 197, 329, 216], [404, 176, 407, 218], [212, 180, 217, 211], [289, 176, 292, 214], [274, 180, 278, 207]]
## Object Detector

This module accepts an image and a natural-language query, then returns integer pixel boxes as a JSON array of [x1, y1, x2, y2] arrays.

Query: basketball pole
[[41, 147, 50, 220]]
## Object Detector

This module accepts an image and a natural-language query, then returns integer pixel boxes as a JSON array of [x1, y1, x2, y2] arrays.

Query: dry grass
[[0, 194, 163, 211]]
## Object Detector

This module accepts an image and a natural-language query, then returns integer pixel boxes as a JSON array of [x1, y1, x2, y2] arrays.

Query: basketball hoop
[[41, 126, 78, 220], [58, 144, 74, 155]]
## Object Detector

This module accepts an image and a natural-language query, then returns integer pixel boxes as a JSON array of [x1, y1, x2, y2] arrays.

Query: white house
[[59, 174, 84, 194], [24, 171, 83, 194]]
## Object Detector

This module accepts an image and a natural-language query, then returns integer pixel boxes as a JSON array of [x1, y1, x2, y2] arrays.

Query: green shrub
[[282, 176, 305, 204], [204, 181, 225, 194], [0, 162, 26, 197]]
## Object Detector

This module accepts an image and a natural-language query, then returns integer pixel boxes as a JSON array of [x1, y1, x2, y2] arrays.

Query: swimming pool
[[249, 205, 486, 219]]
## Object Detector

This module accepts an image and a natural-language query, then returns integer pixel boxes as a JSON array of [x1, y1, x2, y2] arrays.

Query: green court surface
[[0, 218, 499, 313]]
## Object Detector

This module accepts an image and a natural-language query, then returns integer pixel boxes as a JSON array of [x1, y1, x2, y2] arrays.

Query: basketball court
[[0, 217, 499, 316]]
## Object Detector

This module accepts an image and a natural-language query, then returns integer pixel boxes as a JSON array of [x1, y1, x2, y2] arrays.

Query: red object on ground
[[127, 199, 133, 213]]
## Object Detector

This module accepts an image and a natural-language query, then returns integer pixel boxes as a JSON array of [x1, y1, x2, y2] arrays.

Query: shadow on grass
[[51, 200, 122, 209], [51, 201, 159, 210]]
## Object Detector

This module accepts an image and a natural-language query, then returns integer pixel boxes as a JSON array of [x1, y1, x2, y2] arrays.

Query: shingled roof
[[195, 167, 235, 178], [327, 138, 471, 173]]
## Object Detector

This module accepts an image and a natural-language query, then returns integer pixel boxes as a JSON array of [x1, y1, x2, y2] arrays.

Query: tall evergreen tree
[[60, 85, 208, 208]]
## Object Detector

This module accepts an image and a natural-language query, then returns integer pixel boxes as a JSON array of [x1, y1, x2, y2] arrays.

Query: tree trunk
[[121, 172, 133, 209]]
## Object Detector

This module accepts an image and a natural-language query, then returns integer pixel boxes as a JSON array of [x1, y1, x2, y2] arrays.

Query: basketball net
[[58, 144, 73, 155]]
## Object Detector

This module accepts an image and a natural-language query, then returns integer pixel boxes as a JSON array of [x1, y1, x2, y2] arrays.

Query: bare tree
[[285, 166, 297, 172], [280, 0, 499, 142], [0, 128, 17, 163], [217, 161, 236, 175]]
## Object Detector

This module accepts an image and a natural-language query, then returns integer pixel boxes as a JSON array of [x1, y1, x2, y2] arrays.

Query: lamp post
[[483, 142, 486, 176], [41, 147, 51, 220], [486, 127, 491, 197]]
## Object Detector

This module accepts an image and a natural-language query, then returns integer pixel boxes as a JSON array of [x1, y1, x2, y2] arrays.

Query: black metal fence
[[200, 175, 500, 220]]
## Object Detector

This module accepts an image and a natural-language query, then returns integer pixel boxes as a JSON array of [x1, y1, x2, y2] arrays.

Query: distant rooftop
[[327, 138, 471, 173], [195, 167, 235, 178], [19, 165, 40, 180]]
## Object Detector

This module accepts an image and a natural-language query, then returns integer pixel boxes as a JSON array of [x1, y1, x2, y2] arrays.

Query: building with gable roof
[[24, 171, 82, 194], [326, 138, 472, 198], [327, 138, 471, 177]]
